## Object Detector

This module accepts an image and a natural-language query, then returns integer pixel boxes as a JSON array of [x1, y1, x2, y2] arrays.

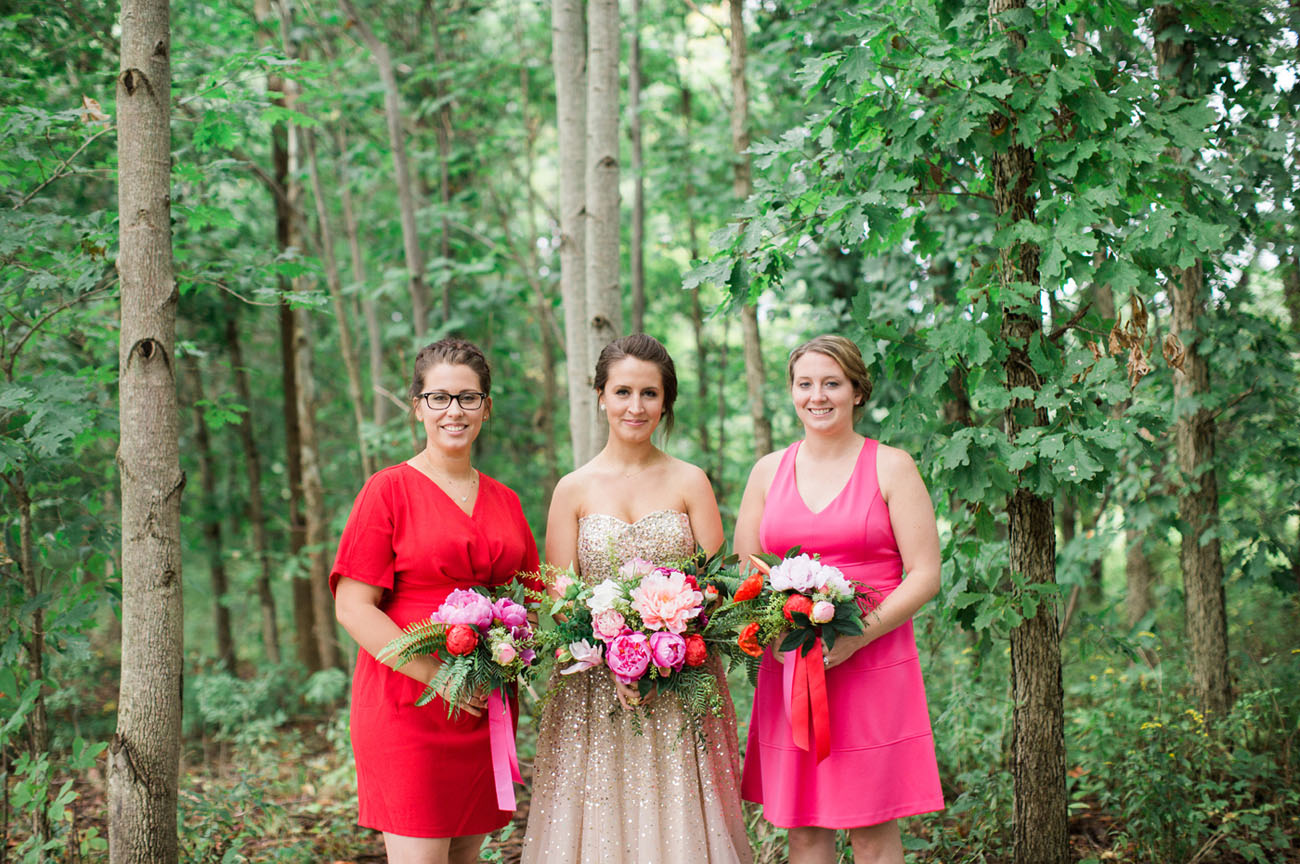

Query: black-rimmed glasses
[[419, 390, 486, 411]]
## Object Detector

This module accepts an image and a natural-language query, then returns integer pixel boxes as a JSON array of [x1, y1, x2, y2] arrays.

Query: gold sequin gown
[[521, 510, 752, 864]]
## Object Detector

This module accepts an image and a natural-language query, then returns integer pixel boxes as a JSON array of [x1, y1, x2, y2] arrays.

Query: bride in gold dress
[[521, 334, 751, 864]]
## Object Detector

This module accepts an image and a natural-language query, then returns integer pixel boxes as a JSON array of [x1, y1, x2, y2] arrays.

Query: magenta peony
[[606, 633, 651, 684], [648, 631, 687, 673], [492, 597, 529, 628], [630, 569, 703, 633], [434, 589, 494, 629]]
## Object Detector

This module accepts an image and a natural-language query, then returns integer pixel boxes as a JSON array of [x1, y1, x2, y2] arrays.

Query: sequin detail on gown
[[521, 510, 751, 864]]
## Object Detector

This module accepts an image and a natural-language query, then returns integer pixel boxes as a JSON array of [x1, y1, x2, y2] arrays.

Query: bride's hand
[[613, 675, 654, 710]]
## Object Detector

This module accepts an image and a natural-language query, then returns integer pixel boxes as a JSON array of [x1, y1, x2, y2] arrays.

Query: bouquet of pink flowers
[[541, 550, 742, 718], [377, 585, 540, 716], [731, 551, 870, 659]]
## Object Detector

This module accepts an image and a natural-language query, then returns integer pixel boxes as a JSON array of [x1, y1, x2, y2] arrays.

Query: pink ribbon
[[487, 688, 523, 811]]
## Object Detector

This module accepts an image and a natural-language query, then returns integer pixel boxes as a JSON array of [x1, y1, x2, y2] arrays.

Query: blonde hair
[[787, 335, 873, 420]]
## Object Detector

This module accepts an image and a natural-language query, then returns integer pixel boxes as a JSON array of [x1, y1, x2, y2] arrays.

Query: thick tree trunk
[[190, 372, 235, 672], [629, 0, 645, 334], [1125, 527, 1155, 628], [224, 314, 281, 665], [728, 0, 771, 456], [585, 0, 623, 407], [305, 128, 372, 480], [989, 1, 1068, 861], [554, 0, 594, 466], [333, 125, 387, 431], [340, 0, 429, 340], [110, 0, 183, 857], [1155, 5, 1233, 719]]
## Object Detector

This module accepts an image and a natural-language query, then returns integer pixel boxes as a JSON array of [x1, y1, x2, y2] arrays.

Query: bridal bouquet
[[541, 549, 744, 718], [730, 551, 868, 659], [377, 585, 540, 717]]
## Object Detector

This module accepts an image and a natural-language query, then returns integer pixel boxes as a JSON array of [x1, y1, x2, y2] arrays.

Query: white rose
[[770, 554, 817, 592], [586, 579, 624, 615]]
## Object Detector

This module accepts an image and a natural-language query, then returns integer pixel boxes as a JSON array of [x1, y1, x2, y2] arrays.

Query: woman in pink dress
[[735, 335, 944, 864]]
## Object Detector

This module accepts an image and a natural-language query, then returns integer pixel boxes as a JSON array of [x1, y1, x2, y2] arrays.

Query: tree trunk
[[224, 314, 281, 665], [585, 0, 623, 410], [340, 0, 429, 340], [728, 0, 772, 456], [988, 1, 1069, 861], [1124, 527, 1155, 628], [430, 0, 454, 321], [1155, 5, 1233, 719], [1286, 258, 1300, 594], [305, 128, 372, 480], [190, 371, 235, 673], [629, 0, 645, 334], [682, 81, 714, 488], [110, 0, 183, 856], [554, 0, 594, 466], [333, 125, 387, 431], [11, 477, 50, 846]]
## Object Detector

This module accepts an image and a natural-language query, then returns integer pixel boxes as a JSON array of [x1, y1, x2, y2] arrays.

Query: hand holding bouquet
[[377, 585, 540, 717], [732, 551, 867, 659]]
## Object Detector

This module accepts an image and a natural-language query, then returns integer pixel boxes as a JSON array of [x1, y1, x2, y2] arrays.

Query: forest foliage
[[2, 0, 1299, 861]]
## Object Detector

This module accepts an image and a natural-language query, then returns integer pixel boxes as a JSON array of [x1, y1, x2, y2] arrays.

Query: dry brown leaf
[[1128, 293, 1148, 334], [80, 95, 110, 125], [1162, 332, 1186, 373], [1108, 322, 1127, 356], [1127, 344, 1151, 388]]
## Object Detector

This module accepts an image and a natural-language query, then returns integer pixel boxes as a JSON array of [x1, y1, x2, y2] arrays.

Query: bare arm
[[823, 445, 941, 668], [544, 474, 582, 588], [733, 452, 781, 565], [681, 463, 725, 555]]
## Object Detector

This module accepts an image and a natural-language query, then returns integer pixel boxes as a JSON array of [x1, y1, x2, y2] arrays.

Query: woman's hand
[[439, 679, 489, 717], [820, 632, 869, 671], [613, 674, 654, 711]]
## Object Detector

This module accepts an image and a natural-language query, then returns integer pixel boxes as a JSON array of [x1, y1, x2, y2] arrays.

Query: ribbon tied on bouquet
[[486, 688, 523, 811], [782, 639, 831, 763]]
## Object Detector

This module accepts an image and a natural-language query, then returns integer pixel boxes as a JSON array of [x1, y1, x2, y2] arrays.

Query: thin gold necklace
[[422, 452, 478, 502]]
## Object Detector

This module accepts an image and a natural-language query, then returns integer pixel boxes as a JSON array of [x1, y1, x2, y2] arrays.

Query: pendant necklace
[[423, 452, 477, 502]]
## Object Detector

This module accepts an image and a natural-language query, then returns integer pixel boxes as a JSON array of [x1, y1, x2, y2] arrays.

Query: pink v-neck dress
[[740, 438, 944, 828]]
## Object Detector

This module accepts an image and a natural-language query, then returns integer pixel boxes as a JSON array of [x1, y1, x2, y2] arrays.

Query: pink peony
[[592, 608, 627, 641], [561, 640, 604, 675], [606, 633, 651, 684], [552, 569, 575, 595], [630, 569, 703, 633], [648, 632, 687, 673], [618, 557, 657, 580], [434, 589, 494, 629], [811, 600, 836, 624], [492, 597, 528, 629]]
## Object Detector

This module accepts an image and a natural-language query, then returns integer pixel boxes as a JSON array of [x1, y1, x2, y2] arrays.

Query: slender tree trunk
[[333, 125, 387, 431], [1285, 258, 1300, 594], [305, 128, 372, 479], [110, 0, 183, 856], [10, 477, 50, 846], [728, 0, 771, 456], [628, 0, 645, 334], [224, 314, 281, 665], [340, 0, 429, 340], [1155, 5, 1232, 719], [430, 1, 454, 321], [717, 316, 730, 499], [989, 2, 1068, 861], [190, 372, 235, 673], [554, 0, 594, 466], [680, 80, 714, 487], [585, 0, 623, 397], [1125, 528, 1155, 626]]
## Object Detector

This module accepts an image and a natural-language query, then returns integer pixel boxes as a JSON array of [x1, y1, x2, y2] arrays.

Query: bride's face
[[598, 357, 664, 443]]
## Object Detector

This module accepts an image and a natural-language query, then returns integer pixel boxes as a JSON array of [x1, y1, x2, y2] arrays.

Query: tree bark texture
[[110, 0, 183, 857], [728, 0, 772, 456], [340, 0, 430, 341], [12, 478, 50, 845], [305, 128, 372, 480], [553, 0, 594, 466], [224, 314, 281, 665], [629, 0, 646, 334], [430, 1, 454, 321], [1124, 527, 1155, 628], [989, 1, 1069, 861], [1155, 5, 1233, 719], [1287, 258, 1300, 593], [585, 0, 623, 409], [190, 371, 235, 672]]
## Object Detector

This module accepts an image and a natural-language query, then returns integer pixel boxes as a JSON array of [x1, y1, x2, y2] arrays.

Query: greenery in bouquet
[[377, 584, 540, 717], [537, 549, 748, 719], [726, 550, 871, 661]]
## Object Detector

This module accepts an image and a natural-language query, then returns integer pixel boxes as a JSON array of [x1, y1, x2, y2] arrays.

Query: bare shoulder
[[548, 469, 588, 513], [665, 456, 713, 491], [747, 449, 785, 489], [876, 442, 919, 476]]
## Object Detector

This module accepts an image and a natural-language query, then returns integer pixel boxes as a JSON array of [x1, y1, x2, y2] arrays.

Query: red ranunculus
[[682, 573, 700, 591], [738, 622, 764, 657], [445, 624, 478, 656], [683, 634, 708, 667], [782, 593, 814, 623], [733, 571, 764, 603]]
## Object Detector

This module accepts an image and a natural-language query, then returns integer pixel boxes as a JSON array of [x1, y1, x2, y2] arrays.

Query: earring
[[598, 403, 606, 412]]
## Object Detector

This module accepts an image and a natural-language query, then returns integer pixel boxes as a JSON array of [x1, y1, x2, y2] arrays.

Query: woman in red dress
[[332, 338, 539, 864]]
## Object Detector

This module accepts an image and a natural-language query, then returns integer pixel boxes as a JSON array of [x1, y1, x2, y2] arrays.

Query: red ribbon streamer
[[487, 688, 523, 811], [782, 638, 832, 763]]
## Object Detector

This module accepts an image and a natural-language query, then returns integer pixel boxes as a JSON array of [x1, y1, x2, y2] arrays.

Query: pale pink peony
[[629, 569, 703, 633], [434, 589, 494, 629], [648, 631, 687, 673], [811, 600, 836, 624], [491, 640, 518, 665], [552, 569, 576, 596], [561, 640, 604, 675], [618, 557, 657, 580], [592, 609, 627, 641], [606, 633, 651, 684]]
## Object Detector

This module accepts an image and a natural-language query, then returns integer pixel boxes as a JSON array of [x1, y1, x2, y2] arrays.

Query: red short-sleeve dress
[[329, 463, 540, 838]]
